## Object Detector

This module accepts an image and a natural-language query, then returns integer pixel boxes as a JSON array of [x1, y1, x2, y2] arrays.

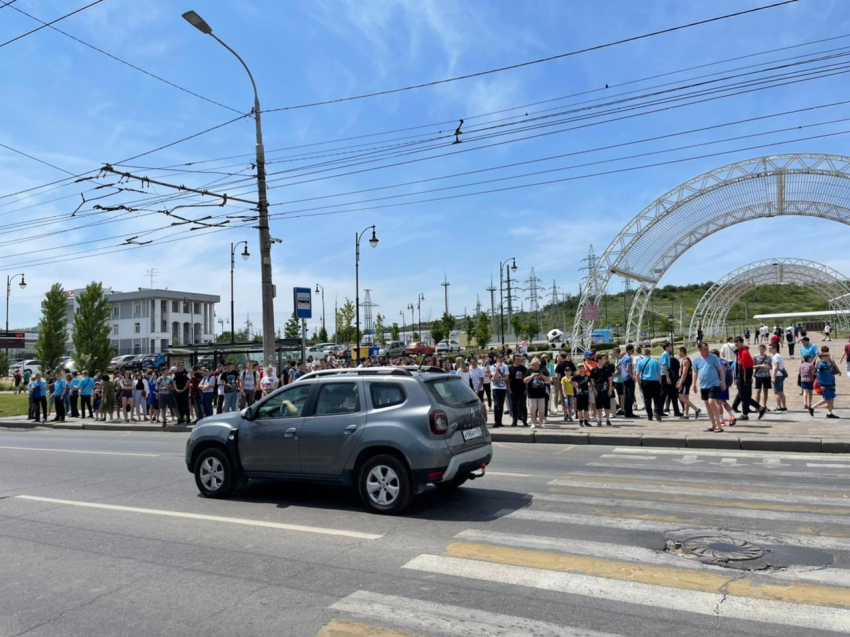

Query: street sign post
[[294, 287, 312, 319], [581, 305, 599, 321]]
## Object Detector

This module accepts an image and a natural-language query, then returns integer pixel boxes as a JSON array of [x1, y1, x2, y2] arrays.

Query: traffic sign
[[606, 323, 611, 329], [641, 331, 647, 337], [293, 287, 312, 319], [581, 305, 599, 320], [0, 332, 25, 348]]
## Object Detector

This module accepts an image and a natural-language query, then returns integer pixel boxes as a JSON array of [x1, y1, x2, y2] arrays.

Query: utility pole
[[506, 266, 515, 341], [486, 278, 497, 336], [550, 280, 559, 330], [181, 11, 277, 372], [362, 289, 377, 344], [441, 275, 451, 316], [145, 268, 159, 288], [525, 267, 542, 325]]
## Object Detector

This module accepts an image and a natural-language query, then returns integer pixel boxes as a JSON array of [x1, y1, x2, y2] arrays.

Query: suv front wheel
[[358, 454, 413, 515], [194, 448, 236, 499]]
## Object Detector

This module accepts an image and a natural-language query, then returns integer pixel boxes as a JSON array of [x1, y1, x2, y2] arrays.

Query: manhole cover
[[680, 535, 764, 561]]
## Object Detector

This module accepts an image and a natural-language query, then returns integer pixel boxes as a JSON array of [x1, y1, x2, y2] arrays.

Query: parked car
[[406, 341, 435, 356], [10, 359, 41, 376], [185, 367, 492, 514], [382, 340, 407, 358], [58, 357, 78, 373], [335, 345, 353, 360], [109, 355, 138, 373], [7, 359, 24, 375], [436, 340, 461, 353], [139, 353, 169, 372], [305, 345, 328, 362], [322, 343, 342, 354]]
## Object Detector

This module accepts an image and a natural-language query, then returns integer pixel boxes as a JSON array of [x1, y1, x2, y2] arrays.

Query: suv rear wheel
[[194, 448, 236, 499], [358, 454, 412, 515]]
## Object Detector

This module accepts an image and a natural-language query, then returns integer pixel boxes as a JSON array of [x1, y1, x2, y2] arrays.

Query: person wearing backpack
[[785, 327, 797, 358], [733, 337, 767, 421], [239, 361, 259, 408], [811, 351, 838, 418]]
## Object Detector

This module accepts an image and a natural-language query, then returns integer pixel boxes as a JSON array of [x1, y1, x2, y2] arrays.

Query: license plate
[[462, 427, 483, 441]]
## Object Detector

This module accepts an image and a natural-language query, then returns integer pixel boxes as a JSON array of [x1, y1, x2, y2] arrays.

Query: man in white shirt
[[720, 337, 737, 363], [468, 356, 487, 417], [769, 343, 787, 412], [490, 354, 509, 428], [239, 361, 259, 407]]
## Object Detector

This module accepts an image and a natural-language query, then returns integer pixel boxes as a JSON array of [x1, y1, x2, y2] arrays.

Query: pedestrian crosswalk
[[322, 451, 850, 636]]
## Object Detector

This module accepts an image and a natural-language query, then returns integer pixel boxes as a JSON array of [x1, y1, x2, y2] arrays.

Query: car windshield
[[426, 377, 480, 407]]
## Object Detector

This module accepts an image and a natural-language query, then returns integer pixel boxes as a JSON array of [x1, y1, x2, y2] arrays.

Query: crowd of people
[[12, 327, 846, 429]]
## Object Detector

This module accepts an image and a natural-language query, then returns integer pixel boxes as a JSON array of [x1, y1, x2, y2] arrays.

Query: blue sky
[[3, 0, 850, 336]]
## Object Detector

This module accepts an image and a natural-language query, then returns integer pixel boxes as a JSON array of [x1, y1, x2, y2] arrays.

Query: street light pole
[[355, 225, 379, 365], [183, 10, 276, 370], [417, 293, 424, 343], [314, 284, 326, 334], [407, 303, 415, 335], [5, 273, 26, 359], [399, 310, 406, 342], [498, 258, 517, 347], [230, 241, 250, 346]]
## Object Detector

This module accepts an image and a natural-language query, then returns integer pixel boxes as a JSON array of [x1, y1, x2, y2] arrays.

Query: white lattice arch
[[689, 258, 850, 340], [571, 153, 850, 352]]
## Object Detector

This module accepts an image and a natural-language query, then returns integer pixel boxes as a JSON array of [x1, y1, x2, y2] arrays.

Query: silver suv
[[185, 367, 492, 514]]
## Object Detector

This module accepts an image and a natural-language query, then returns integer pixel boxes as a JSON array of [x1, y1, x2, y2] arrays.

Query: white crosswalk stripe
[[326, 456, 850, 637], [330, 590, 616, 637]]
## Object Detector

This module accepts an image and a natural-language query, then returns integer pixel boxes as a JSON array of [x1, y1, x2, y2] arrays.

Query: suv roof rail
[[297, 367, 413, 381], [399, 365, 446, 374]]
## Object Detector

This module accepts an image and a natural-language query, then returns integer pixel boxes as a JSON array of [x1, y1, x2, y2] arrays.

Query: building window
[[183, 301, 190, 314], [161, 339, 168, 352], [161, 300, 167, 314], [112, 306, 119, 319], [172, 301, 179, 313], [161, 319, 167, 333], [133, 342, 141, 355], [134, 322, 141, 334], [133, 303, 141, 318], [113, 324, 119, 335], [194, 302, 201, 315]]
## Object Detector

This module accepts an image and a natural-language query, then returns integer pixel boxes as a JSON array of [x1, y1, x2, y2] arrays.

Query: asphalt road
[[1, 429, 849, 636]]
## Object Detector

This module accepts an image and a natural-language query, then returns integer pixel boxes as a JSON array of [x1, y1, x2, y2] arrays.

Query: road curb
[[0, 420, 192, 433], [489, 429, 850, 453]]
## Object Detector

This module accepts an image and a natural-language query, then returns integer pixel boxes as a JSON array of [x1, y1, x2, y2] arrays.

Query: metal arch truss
[[570, 153, 850, 354], [689, 258, 850, 340]]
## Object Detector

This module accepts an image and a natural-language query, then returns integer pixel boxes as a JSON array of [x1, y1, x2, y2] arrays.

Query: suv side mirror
[[241, 406, 254, 421]]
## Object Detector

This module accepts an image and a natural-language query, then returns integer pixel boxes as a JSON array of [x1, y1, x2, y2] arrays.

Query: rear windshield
[[426, 377, 480, 408]]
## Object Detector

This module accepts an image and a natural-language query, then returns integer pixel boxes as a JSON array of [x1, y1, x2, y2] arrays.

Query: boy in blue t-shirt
[[30, 374, 48, 422], [812, 351, 839, 418]]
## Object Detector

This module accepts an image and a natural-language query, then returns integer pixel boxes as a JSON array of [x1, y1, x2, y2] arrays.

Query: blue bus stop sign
[[294, 287, 312, 319]]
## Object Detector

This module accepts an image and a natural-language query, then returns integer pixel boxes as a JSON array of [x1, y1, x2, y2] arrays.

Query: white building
[[65, 288, 220, 356]]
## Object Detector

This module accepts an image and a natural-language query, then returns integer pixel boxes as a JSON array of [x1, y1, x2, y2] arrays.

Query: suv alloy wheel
[[358, 454, 413, 515], [194, 448, 236, 499]]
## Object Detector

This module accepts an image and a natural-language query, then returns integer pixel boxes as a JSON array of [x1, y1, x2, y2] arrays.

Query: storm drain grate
[[680, 535, 764, 561]]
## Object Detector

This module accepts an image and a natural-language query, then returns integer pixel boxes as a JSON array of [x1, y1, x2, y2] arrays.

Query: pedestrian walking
[[769, 343, 787, 412], [508, 353, 528, 426], [733, 337, 767, 421], [490, 354, 509, 428], [691, 343, 726, 432], [659, 342, 683, 417], [469, 356, 487, 419], [786, 327, 797, 358], [752, 344, 773, 410], [824, 322, 832, 341], [676, 346, 700, 419], [800, 355, 816, 412], [811, 351, 838, 418], [636, 349, 663, 421]]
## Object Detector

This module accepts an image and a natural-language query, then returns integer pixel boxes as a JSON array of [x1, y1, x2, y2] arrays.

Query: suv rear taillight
[[429, 409, 449, 435]]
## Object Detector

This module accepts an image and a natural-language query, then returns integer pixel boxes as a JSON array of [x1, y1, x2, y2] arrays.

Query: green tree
[[318, 326, 329, 343], [523, 318, 540, 342], [72, 282, 113, 373], [412, 331, 420, 340], [475, 312, 492, 350], [35, 283, 69, 373], [374, 313, 386, 346], [284, 312, 301, 339], [510, 314, 523, 340], [430, 325, 445, 346], [216, 328, 249, 343], [464, 315, 475, 344], [390, 322, 400, 341], [439, 312, 456, 337], [336, 298, 356, 344], [0, 351, 9, 378]]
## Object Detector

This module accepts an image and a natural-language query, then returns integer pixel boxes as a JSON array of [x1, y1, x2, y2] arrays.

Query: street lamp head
[[511, 258, 518, 272], [315, 284, 320, 294], [18, 275, 26, 290], [369, 227, 379, 248], [241, 246, 250, 261], [182, 10, 213, 35]]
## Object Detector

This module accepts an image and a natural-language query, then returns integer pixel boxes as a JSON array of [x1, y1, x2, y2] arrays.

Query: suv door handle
[[284, 427, 297, 438], [344, 424, 357, 434]]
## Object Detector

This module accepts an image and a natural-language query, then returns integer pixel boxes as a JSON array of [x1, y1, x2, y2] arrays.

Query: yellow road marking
[[445, 542, 850, 608], [564, 473, 847, 499], [797, 527, 850, 538], [554, 445, 576, 455], [549, 486, 850, 515], [317, 620, 419, 637]]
